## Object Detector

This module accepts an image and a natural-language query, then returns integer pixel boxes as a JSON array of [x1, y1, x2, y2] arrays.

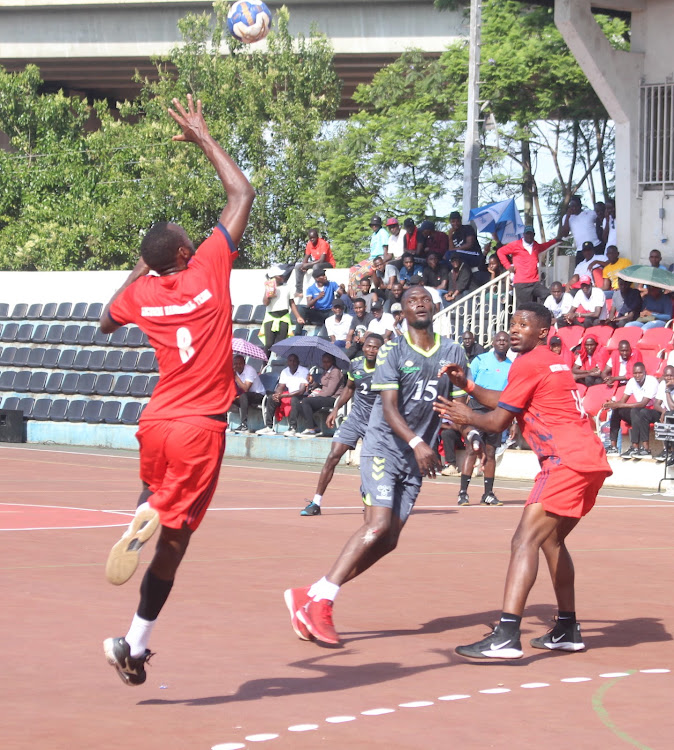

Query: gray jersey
[[346, 355, 378, 425], [361, 333, 467, 474]]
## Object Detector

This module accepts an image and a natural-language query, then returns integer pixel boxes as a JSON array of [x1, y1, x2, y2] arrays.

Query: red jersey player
[[434, 302, 611, 660], [101, 95, 254, 686]]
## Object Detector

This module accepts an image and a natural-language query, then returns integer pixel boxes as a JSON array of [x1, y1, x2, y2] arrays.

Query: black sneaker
[[655, 451, 667, 462], [103, 637, 153, 686], [480, 492, 503, 506], [300, 501, 321, 516], [530, 621, 585, 652], [621, 447, 637, 460], [605, 446, 619, 456], [457, 491, 469, 506], [635, 447, 651, 458], [455, 624, 523, 660]]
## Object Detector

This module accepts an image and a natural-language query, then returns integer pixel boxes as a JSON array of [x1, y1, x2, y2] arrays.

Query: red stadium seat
[[640, 351, 666, 377], [638, 327, 673, 351], [583, 384, 614, 417], [575, 382, 587, 397], [556, 326, 584, 350], [583, 325, 612, 346], [606, 327, 643, 350], [592, 267, 604, 288]]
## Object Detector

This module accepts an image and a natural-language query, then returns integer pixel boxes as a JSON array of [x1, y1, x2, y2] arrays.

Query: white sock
[[308, 576, 340, 602], [312, 494, 322, 506], [125, 614, 156, 658]]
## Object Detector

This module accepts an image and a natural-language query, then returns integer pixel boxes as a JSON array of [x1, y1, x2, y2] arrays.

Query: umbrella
[[270, 336, 351, 370], [232, 337, 268, 361], [617, 264, 674, 292], [469, 198, 525, 245]]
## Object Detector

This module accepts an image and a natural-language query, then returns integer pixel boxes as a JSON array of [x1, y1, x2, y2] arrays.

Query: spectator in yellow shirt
[[602, 245, 632, 298]]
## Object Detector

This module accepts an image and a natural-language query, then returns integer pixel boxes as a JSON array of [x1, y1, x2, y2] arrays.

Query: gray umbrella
[[270, 336, 351, 369]]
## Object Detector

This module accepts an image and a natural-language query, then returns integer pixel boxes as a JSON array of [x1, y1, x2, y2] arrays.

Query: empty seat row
[[0, 371, 157, 397], [1, 396, 142, 425], [0, 347, 157, 372], [0, 322, 148, 347], [233, 304, 266, 325], [0, 302, 104, 322]]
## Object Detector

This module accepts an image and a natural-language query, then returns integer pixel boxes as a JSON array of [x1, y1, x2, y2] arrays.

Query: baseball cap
[[579, 274, 593, 285], [581, 240, 595, 251], [523, 225, 535, 234], [371, 300, 384, 310], [419, 220, 435, 232], [391, 303, 402, 313], [267, 264, 285, 278], [403, 218, 415, 229], [408, 274, 424, 285], [370, 215, 382, 227], [386, 217, 399, 227], [332, 299, 345, 309]]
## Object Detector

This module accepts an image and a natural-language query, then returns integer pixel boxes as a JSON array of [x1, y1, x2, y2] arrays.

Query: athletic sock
[[126, 614, 156, 658], [484, 477, 495, 495], [460, 474, 471, 492], [498, 612, 522, 636], [312, 494, 323, 507], [308, 575, 340, 602], [557, 610, 576, 626]]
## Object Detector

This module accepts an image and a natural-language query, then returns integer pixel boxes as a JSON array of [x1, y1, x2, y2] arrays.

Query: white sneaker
[[284, 429, 297, 437], [299, 429, 318, 438], [105, 503, 160, 586], [255, 426, 275, 435]]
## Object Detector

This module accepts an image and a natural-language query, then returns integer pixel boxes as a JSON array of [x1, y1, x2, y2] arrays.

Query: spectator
[[602, 199, 617, 249], [369, 256, 388, 293], [390, 302, 405, 336], [648, 248, 668, 271], [568, 241, 607, 289], [294, 228, 335, 299], [296, 268, 340, 332], [383, 217, 406, 264], [345, 298, 374, 359], [418, 219, 449, 261], [446, 211, 485, 271], [421, 252, 449, 292], [462, 330, 486, 363], [353, 275, 379, 312], [602, 340, 643, 386], [398, 252, 424, 287], [654, 366, 674, 463], [325, 299, 353, 348], [544, 281, 574, 328], [572, 336, 608, 387], [261, 264, 304, 357], [594, 201, 606, 251], [548, 335, 575, 369], [256, 354, 309, 435], [231, 354, 265, 433], [560, 196, 602, 264], [367, 299, 396, 341], [602, 245, 631, 297], [565, 275, 607, 327], [367, 215, 389, 260], [383, 281, 404, 313], [444, 253, 477, 305], [487, 253, 506, 280], [295, 353, 345, 438], [606, 277, 642, 328], [625, 286, 673, 330], [603, 361, 659, 458], [440, 419, 464, 477], [402, 217, 419, 254], [496, 224, 560, 304]]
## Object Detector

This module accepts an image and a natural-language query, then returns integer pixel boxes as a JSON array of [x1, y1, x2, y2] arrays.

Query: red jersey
[[496, 238, 558, 284], [305, 237, 335, 267], [110, 223, 237, 422], [498, 346, 610, 474]]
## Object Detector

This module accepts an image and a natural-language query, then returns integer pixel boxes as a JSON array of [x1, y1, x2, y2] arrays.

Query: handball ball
[[227, 0, 272, 44]]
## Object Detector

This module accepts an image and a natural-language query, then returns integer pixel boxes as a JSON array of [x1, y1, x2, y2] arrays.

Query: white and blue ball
[[227, 0, 272, 44]]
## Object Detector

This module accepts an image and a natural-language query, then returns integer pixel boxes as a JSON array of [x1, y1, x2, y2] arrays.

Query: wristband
[[465, 379, 476, 394], [408, 436, 423, 449]]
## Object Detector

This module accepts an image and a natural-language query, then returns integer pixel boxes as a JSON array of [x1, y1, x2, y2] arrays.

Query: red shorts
[[137, 417, 226, 531], [526, 463, 609, 518]]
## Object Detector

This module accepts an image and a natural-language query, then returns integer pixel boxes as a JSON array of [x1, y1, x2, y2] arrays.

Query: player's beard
[[409, 317, 432, 330]]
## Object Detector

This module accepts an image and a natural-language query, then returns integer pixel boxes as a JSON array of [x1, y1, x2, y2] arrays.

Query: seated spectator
[[602, 339, 643, 386], [606, 277, 642, 328], [398, 252, 424, 287], [444, 253, 477, 306], [462, 330, 486, 363], [382, 217, 406, 266], [603, 361, 659, 458], [325, 299, 353, 348], [352, 275, 379, 312], [446, 211, 485, 271], [231, 354, 266, 433], [402, 218, 419, 255], [256, 353, 309, 435], [418, 219, 449, 261], [601, 245, 631, 298], [548, 335, 574, 369], [421, 252, 449, 292], [565, 275, 607, 328], [487, 253, 506, 280], [572, 335, 608, 387], [294, 353, 345, 438], [369, 256, 389, 293], [294, 228, 336, 298], [654, 365, 674, 462], [345, 298, 374, 359], [261, 264, 305, 357], [544, 281, 574, 328], [625, 285, 673, 330], [636, 249, 668, 295], [390, 302, 405, 337], [568, 241, 607, 289], [296, 268, 340, 332], [383, 281, 404, 313], [367, 300, 396, 341]]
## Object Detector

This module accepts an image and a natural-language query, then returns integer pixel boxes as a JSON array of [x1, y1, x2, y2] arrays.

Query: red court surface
[[1, 443, 673, 750]]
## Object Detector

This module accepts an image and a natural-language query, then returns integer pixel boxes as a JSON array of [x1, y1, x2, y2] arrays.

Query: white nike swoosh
[[551, 633, 566, 643], [490, 640, 512, 650], [501, 619, 517, 622]]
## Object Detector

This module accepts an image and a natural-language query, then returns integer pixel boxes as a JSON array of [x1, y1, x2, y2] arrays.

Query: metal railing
[[433, 270, 515, 345], [639, 81, 674, 188]]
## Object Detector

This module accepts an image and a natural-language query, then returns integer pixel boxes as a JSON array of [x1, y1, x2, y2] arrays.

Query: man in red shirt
[[435, 302, 611, 660], [497, 226, 560, 304], [101, 95, 254, 686], [294, 228, 336, 296]]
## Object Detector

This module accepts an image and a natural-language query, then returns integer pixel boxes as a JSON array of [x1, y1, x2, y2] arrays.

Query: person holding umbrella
[[256, 353, 309, 436]]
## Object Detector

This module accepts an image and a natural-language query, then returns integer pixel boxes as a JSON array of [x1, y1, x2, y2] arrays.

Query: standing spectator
[[565, 275, 607, 327], [606, 277, 642, 328], [462, 330, 486, 363], [295, 353, 345, 438], [294, 228, 336, 299], [601, 340, 643, 386], [572, 336, 608, 387], [418, 219, 449, 261], [325, 299, 353, 348], [496, 225, 560, 304], [603, 362, 659, 458], [602, 199, 617, 249], [601, 245, 631, 297], [560, 197, 602, 264], [421, 252, 449, 292], [296, 268, 339, 332], [231, 354, 265, 433], [402, 218, 419, 255], [444, 253, 477, 305], [625, 286, 673, 330], [543, 281, 574, 328], [568, 241, 607, 288], [383, 217, 406, 264], [345, 298, 374, 359], [261, 264, 304, 357], [487, 253, 506, 280], [256, 354, 309, 435], [594, 201, 606, 252], [398, 252, 424, 287], [367, 300, 396, 341], [447, 211, 486, 271], [367, 215, 389, 261]]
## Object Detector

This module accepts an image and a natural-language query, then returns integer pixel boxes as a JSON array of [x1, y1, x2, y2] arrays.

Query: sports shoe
[[255, 426, 275, 435], [605, 446, 619, 456], [105, 503, 160, 586], [495, 436, 516, 458], [296, 598, 340, 644], [621, 446, 638, 460], [441, 464, 460, 477], [284, 428, 297, 438], [457, 490, 469, 506], [300, 501, 321, 516], [283, 587, 314, 641], [103, 637, 153, 686], [530, 620, 585, 652], [655, 451, 667, 462], [455, 624, 523, 660], [480, 492, 503, 506], [298, 429, 318, 438], [635, 447, 651, 458]]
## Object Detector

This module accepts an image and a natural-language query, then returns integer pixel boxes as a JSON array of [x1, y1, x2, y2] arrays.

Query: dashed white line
[[399, 700, 434, 708], [479, 687, 511, 694], [325, 716, 356, 724], [438, 694, 471, 701], [244, 735, 279, 743], [361, 708, 395, 716], [599, 672, 630, 678], [521, 682, 550, 689], [287, 724, 318, 732]]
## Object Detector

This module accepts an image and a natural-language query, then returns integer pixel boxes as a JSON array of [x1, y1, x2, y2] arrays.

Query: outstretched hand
[[437, 363, 468, 390], [168, 94, 211, 145], [433, 395, 473, 426]]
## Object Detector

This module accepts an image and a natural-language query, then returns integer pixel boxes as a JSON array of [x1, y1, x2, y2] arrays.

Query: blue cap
[[524, 225, 535, 234]]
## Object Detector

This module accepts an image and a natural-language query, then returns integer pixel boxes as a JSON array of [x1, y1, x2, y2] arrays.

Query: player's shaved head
[[140, 222, 194, 273]]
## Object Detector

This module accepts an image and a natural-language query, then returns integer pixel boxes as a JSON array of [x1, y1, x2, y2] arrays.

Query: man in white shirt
[[325, 299, 353, 347], [568, 241, 607, 288], [602, 198, 617, 248], [367, 300, 396, 340], [602, 362, 659, 459], [561, 197, 602, 263], [565, 275, 607, 327], [256, 353, 309, 435], [231, 354, 266, 433], [543, 281, 574, 327]]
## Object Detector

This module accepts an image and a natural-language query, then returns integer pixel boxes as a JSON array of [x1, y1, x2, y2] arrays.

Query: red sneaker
[[283, 587, 313, 641], [297, 598, 340, 644]]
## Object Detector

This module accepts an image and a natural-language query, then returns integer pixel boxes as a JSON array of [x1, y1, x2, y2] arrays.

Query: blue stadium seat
[[32, 398, 52, 420], [94, 329, 111, 347], [130, 375, 148, 397], [55, 302, 72, 321], [49, 399, 69, 421], [26, 303, 42, 320], [94, 373, 114, 395], [27, 348, 46, 368], [10, 303, 28, 320], [62, 325, 80, 345], [0, 346, 16, 366], [148, 375, 159, 395], [86, 302, 103, 321], [88, 350, 106, 371], [247, 357, 265, 372], [71, 302, 88, 320], [248, 329, 264, 348], [31, 324, 49, 343], [16, 324, 33, 343], [110, 327, 128, 346], [112, 374, 132, 396], [17, 397, 34, 418], [77, 373, 96, 395], [101, 400, 121, 424], [0, 303, 9, 319], [0, 371, 16, 391], [252, 304, 266, 324], [137, 351, 157, 373], [126, 327, 145, 347], [13, 347, 30, 367], [83, 400, 104, 423], [103, 350, 123, 371], [2, 396, 19, 410], [233, 327, 248, 340], [46, 324, 64, 345], [72, 350, 91, 371], [61, 373, 80, 395], [233, 304, 253, 324], [120, 351, 138, 371], [40, 303, 58, 320], [43, 349, 61, 368], [13, 371, 31, 392], [45, 373, 64, 394], [1, 322, 19, 342], [120, 402, 142, 425], [66, 399, 86, 422], [58, 349, 77, 370], [28, 371, 47, 393], [77, 325, 96, 345]]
